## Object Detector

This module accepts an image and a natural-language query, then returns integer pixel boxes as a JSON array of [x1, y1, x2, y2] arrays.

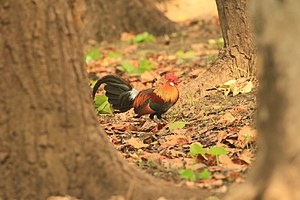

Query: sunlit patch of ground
[[156, 0, 218, 22]]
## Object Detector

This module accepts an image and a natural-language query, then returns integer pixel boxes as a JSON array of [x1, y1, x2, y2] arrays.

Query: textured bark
[[216, 0, 256, 77], [0, 1, 207, 199], [75, 0, 177, 42], [225, 1, 300, 199]]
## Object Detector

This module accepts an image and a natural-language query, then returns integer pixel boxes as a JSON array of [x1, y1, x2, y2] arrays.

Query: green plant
[[116, 61, 135, 74], [132, 32, 156, 44], [116, 58, 155, 74], [243, 134, 253, 149], [85, 48, 101, 62], [179, 168, 197, 181], [168, 121, 186, 131], [208, 38, 224, 48], [207, 146, 227, 166], [138, 58, 155, 73], [207, 55, 216, 62], [189, 143, 227, 166], [190, 142, 206, 157], [107, 51, 123, 59], [176, 50, 196, 62], [198, 168, 212, 180], [94, 94, 114, 114], [179, 168, 212, 181]]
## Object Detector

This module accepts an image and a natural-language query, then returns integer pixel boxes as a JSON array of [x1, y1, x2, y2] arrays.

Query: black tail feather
[[104, 85, 125, 95], [92, 75, 132, 98], [92, 75, 136, 112]]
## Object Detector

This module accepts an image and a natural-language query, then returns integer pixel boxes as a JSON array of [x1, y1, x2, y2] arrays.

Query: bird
[[92, 73, 179, 120]]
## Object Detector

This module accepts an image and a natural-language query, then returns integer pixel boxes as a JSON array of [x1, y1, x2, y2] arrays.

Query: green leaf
[[94, 94, 108, 107], [136, 50, 156, 55], [198, 168, 212, 180], [85, 48, 101, 62], [184, 50, 196, 59], [169, 121, 186, 131], [132, 32, 156, 44], [107, 51, 122, 59], [175, 50, 185, 57], [208, 38, 224, 48], [116, 59, 155, 74], [207, 55, 216, 62], [175, 50, 196, 62], [190, 142, 206, 156], [94, 95, 113, 114], [179, 169, 197, 181], [138, 58, 155, 73], [207, 147, 227, 156], [90, 80, 98, 89], [116, 61, 136, 74]]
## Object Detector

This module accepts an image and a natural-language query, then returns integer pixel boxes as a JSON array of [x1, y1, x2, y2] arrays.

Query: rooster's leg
[[149, 114, 155, 120]]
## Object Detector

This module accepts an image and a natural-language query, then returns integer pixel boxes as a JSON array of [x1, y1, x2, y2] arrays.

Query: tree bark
[[215, 0, 256, 77], [72, 0, 177, 42], [0, 1, 207, 199], [225, 1, 300, 199], [180, 0, 257, 98]]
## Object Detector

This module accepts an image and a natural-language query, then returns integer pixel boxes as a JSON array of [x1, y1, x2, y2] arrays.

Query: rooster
[[92, 73, 179, 119]]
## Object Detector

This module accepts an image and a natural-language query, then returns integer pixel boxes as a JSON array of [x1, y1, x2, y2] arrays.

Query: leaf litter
[[86, 17, 257, 194]]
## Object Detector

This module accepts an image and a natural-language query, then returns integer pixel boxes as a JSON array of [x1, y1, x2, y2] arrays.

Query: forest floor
[[86, 16, 257, 195]]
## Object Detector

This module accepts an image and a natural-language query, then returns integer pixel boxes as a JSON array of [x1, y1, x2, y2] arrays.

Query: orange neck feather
[[154, 81, 179, 103]]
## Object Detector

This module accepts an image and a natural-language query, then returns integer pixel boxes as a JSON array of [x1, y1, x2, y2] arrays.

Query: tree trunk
[[215, 0, 256, 77], [225, 1, 300, 199], [0, 1, 207, 199], [180, 0, 256, 98], [72, 0, 177, 42]]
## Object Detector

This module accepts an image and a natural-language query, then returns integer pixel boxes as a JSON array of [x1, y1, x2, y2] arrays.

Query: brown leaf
[[141, 71, 156, 83], [191, 43, 205, 51], [126, 125, 137, 131], [127, 138, 148, 149], [169, 149, 186, 157], [217, 131, 228, 144], [235, 126, 256, 148], [140, 120, 157, 131], [238, 149, 254, 164], [140, 152, 163, 162], [213, 173, 226, 180], [161, 134, 191, 148], [120, 32, 135, 41], [190, 68, 206, 78], [218, 112, 235, 124], [219, 155, 242, 170], [162, 158, 184, 169]]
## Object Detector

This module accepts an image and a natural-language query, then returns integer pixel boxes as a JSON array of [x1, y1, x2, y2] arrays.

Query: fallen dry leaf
[[127, 138, 148, 149], [219, 155, 242, 170], [161, 134, 191, 148], [218, 113, 235, 124], [140, 151, 164, 162], [169, 149, 186, 157], [162, 158, 184, 169], [217, 131, 228, 144], [141, 71, 156, 83], [235, 126, 256, 148], [120, 32, 136, 41], [238, 149, 254, 164], [218, 78, 254, 96]]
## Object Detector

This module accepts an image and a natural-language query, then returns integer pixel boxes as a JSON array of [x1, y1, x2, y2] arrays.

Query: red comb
[[165, 72, 178, 84]]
